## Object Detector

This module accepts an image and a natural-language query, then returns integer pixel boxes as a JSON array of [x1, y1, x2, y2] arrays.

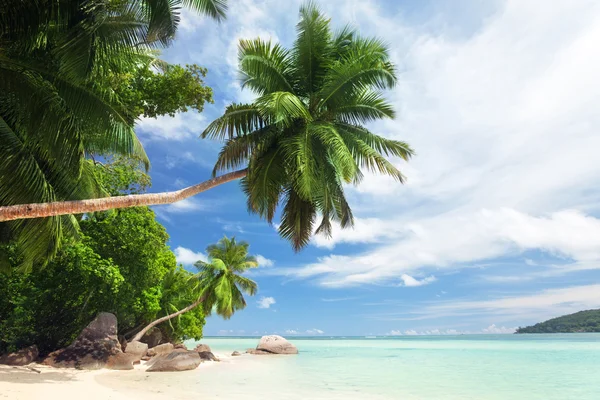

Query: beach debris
[[231, 351, 242, 356], [146, 351, 202, 372], [252, 335, 298, 355], [0, 345, 39, 366]]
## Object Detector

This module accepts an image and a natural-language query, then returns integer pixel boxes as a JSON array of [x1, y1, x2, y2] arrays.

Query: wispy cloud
[[401, 274, 437, 287], [136, 112, 206, 141], [256, 255, 274, 267], [154, 198, 211, 216], [320, 296, 361, 302], [257, 1, 600, 288], [257, 296, 276, 309], [481, 324, 516, 334], [371, 284, 600, 324], [305, 328, 324, 335], [174, 246, 207, 266]]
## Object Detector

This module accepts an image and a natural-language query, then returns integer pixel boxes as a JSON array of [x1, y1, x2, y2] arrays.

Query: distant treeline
[[516, 309, 600, 333]]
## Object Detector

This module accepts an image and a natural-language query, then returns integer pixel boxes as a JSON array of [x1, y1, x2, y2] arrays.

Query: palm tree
[[132, 236, 258, 342], [0, 0, 228, 270], [0, 2, 413, 251]]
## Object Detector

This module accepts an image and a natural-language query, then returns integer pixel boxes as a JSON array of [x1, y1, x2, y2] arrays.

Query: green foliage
[[112, 63, 214, 118], [0, 240, 123, 354], [0, 0, 224, 270], [93, 157, 152, 196], [202, 3, 414, 251], [0, 162, 205, 354], [516, 309, 600, 333], [195, 236, 258, 319], [158, 267, 206, 342]]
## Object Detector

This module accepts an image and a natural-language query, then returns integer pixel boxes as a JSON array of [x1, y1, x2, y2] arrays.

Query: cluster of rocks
[[1, 313, 298, 372]]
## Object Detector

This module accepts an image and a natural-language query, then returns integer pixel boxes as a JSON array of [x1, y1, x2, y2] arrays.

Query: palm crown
[[194, 236, 258, 319], [203, 3, 414, 251]]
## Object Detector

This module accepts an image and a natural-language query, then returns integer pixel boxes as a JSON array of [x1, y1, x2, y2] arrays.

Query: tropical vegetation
[[0, 3, 414, 252], [0, 160, 206, 355], [132, 236, 258, 341], [516, 309, 600, 333], [0, 0, 223, 271]]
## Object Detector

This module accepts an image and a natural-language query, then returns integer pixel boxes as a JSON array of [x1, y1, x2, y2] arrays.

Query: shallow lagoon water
[[98, 334, 600, 399]]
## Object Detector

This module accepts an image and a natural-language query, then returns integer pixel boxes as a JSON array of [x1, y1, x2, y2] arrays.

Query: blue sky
[[135, 0, 600, 336]]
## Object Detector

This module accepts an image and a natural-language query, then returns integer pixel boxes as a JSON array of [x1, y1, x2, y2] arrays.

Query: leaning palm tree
[[132, 236, 258, 342], [0, 0, 228, 269], [0, 2, 413, 251]]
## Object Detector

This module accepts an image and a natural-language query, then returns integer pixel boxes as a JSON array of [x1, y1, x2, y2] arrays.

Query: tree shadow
[[0, 365, 78, 384]]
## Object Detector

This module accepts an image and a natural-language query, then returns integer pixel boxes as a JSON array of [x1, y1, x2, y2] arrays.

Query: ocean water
[[98, 334, 600, 399]]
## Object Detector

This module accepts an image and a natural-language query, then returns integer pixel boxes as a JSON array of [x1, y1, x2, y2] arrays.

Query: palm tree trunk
[[131, 296, 206, 343], [0, 169, 247, 222]]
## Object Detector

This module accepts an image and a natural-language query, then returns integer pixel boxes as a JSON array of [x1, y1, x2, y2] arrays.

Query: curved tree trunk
[[0, 169, 247, 222], [131, 296, 205, 343]]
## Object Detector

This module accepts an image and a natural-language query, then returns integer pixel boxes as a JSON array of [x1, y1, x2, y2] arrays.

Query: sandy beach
[[0, 364, 141, 400], [0, 349, 238, 400]]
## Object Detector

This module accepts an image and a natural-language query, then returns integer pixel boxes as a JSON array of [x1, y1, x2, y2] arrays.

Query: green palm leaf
[[239, 38, 295, 95], [203, 3, 414, 251]]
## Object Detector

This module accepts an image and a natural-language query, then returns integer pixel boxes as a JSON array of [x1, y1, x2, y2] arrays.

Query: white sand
[[0, 352, 234, 400]]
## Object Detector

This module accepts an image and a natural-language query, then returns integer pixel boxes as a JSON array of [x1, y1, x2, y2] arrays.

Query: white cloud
[[377, 284, 600, 324], [404, 330, 419, 336], [256, 255, 274, 267], [401, 274, 437, 287], [252, 1, 600, 288], [321, 297, 360, 302], [387, 330, 403, 336], [285, 329, 299, 335], [174, 246, 207, 266], [257, 296, 276, 309], [155, 198, 208, 214], [305, 329, 324, 335], [274, 208, 600, 287], [136, 112, 206, 141], [482, 324, 516, 334]]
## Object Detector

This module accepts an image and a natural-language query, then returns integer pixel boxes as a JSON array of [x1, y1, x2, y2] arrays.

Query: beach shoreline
[[0, 353, 231, 400]]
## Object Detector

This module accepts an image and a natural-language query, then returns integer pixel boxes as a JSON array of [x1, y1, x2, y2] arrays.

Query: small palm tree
[[0, 2, 413, 253], [131, 236, 257, 342]]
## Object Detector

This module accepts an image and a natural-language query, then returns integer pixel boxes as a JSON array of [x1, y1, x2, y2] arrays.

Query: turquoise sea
[[99, 334, 600, 399]]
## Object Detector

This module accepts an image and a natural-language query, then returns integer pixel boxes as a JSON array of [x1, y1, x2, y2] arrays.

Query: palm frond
[[308, 122, 357, 182], [232, 274, 258, 295], [278, 187, 316, 252], [242, 146, 287, 222], [293, 1, 332, 95], [255, 91, 311, 126], [182, 0, 228, 22], [337, 126, 407, 183], [337, 122, 414, 160], [239, 38, 295, 95], [331, 90, 395, 124], [202, 103, 265, 140], [212, 126, 276, 175], [319, 36, 396, 107]]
